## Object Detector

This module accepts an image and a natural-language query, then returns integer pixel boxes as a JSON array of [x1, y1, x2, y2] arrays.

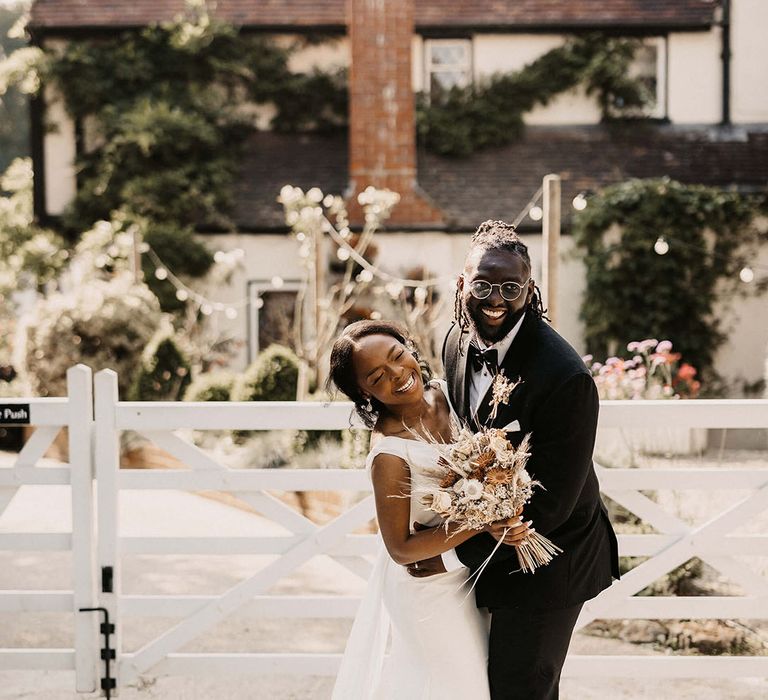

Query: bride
[[327, 320, 530, 699]]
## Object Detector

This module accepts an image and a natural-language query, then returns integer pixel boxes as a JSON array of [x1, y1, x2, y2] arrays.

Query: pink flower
[[656, 340, 673, 353]]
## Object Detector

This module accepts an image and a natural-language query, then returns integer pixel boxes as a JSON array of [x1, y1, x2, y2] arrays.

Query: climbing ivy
[[416, 33, 650, 157], [573, 178, 767, 383]]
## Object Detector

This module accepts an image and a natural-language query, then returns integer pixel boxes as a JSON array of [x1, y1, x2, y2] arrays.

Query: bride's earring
[[364, 396, 373, 412]]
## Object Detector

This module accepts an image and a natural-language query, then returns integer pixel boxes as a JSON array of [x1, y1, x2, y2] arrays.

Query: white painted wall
[[667, 30, 722, 124], [42, 85, 77, 216], [274, 35, 349, 74], [731, 0, 768, 123], [199, 230, 768, 392]]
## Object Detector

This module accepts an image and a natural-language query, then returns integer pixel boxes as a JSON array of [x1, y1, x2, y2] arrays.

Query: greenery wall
[[573, 178, 767, 384], [0, 3, 30, 172]]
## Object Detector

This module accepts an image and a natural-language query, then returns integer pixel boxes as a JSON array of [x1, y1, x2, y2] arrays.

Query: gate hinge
[[79, 606, 116, 699]]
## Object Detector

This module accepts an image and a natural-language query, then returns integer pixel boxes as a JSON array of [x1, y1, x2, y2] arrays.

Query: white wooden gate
[[2, 366, 768, 693], [0, 365, 99, 691], [93, 368, 377, 687]]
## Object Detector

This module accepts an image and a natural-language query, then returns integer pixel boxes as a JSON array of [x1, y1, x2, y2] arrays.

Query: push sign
[[0, 404, 31, 425]]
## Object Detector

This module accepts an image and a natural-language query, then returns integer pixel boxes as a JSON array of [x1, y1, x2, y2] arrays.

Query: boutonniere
[[488, 370, 523, 422]]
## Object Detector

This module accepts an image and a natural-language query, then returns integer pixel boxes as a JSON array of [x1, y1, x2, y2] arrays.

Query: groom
[[409, 220, 619, 700]]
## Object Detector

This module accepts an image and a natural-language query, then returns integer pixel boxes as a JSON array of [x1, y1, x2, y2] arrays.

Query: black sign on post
[[0, 404, 31, 425]]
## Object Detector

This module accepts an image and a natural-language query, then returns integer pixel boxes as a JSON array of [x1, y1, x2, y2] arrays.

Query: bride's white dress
[[332, 381, 491, 699]]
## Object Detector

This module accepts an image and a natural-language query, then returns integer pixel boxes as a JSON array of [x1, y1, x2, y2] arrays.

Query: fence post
[[541, 173, 561, 329], [94, 369, 122, 694], [68, 365, 99, 692]]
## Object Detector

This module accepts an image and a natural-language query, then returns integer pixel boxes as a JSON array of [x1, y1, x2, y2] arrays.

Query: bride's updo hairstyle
[[327, 320, 433, 429]]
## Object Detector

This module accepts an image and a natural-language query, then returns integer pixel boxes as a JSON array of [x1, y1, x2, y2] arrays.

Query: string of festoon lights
[[146, 247, 249, 319], [141, 185, 550, 313], [652, 234, 768, 284], [324, 186, 547, 289]]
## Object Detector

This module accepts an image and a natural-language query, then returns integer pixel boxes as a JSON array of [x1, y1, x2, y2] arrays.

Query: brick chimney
[[347, 0, 443, 227]]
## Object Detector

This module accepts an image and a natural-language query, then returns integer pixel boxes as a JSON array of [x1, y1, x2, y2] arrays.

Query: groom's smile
[[459, 248, 534, 344]]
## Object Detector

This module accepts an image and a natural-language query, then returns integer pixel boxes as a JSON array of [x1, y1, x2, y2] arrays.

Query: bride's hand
[[484, 516, 533, 546]]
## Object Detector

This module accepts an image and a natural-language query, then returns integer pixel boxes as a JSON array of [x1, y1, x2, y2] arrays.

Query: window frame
[[631, 35, 668, 120], [246, 278, 303, 364], [423, 38, 474, 96]]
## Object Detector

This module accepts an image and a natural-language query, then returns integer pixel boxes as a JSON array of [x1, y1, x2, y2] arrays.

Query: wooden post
[[312, 228, 326, 391], [131, 225, 143, 284], [542, 174, 561, 329], [94, 369, 122, 691], [68, 365, 99, 692]]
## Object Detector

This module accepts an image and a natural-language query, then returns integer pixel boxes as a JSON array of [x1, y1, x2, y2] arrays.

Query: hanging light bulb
[[175, 289, 189, 301], [271, 276, 284, 289], [357, 269, 374, 283], [225, 307, 238, 319], [739, 266, 755, 283], [155, 268, 168, 280], [572, 193, 588, 211], [529, 206, 543, 221], [337, 247, 351, 261], [254, 297, 264, 309], [654, 237, 669, 255], [200, 303, 213, 316]]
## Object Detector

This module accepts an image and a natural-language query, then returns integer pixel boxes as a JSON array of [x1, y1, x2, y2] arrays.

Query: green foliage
[[24, 274, 162, 397], [0, 4, 30, 171], [42, 9, 345, 237], [128, 334, 193, 401], [573, 178, 767, 381], [0, 158, 69, 359], [417, 33, 648, 157], [183, 371, 236, 402], [232, 344, 300, 402], [141, 221, 214, 311], [0, 158, 68, 291]]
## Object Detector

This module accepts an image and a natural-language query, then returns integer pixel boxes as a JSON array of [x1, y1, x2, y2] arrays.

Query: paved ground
[[1, 452, 766, 699]]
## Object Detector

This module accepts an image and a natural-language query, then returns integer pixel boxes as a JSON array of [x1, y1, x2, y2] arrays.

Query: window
[[424, 39, 472, 94], [626, 37, 667, 119], [247, 279, 302, 363]]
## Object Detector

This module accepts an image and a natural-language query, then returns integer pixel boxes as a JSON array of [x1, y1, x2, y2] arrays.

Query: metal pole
[[542, 174, 561, 329]]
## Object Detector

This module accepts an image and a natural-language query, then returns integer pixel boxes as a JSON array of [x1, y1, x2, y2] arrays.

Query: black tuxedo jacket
[[443, 313, 620, 610]]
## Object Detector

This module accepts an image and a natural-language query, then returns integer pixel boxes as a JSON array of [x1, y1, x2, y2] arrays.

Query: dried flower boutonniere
[[488, 370, 523, 422]]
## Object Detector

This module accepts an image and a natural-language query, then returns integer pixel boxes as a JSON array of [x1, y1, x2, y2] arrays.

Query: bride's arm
[[371, 452, 529, 566]]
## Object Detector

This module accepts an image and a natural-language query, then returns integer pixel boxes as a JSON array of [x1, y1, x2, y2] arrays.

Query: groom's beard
[[466, 302, 526, 345]]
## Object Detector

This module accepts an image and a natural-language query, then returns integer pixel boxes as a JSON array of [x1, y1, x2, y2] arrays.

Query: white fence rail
[[2, 367, 768, 693], [0, 365, 98, 692]]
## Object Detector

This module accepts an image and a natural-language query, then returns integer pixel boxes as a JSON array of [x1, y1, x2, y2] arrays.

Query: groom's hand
[[486, 515, 533, 546], [406, 522, 447, 577]]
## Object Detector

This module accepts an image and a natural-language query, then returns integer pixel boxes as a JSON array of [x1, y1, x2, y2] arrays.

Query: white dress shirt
[[441, 313, 526, 573]]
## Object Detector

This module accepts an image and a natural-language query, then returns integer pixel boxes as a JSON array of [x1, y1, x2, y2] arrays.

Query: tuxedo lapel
[[445, 325, 472, 420]]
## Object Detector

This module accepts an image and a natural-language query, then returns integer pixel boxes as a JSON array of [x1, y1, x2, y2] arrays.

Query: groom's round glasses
[[468, 278, 531, 302]]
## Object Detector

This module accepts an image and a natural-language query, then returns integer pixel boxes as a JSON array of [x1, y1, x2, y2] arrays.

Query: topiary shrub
[[128, 333, 192, 401], [183, 371, 236, 402], [231, 344, 300, 402], [24, 273, 161, 397]]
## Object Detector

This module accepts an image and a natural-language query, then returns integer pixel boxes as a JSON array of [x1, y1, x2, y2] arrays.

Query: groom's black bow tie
[[468, 343, 499, 373]]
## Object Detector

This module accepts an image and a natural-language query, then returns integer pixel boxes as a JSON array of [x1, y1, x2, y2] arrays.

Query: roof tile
[[30, 1, 719, 31]]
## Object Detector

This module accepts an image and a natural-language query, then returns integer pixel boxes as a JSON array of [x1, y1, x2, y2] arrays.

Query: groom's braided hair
[[453, 220, 548, 351]]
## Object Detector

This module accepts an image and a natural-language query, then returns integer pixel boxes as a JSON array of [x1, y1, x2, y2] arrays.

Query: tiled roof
[[233, 127, 768, 231], [30, 0, 719, 31]]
